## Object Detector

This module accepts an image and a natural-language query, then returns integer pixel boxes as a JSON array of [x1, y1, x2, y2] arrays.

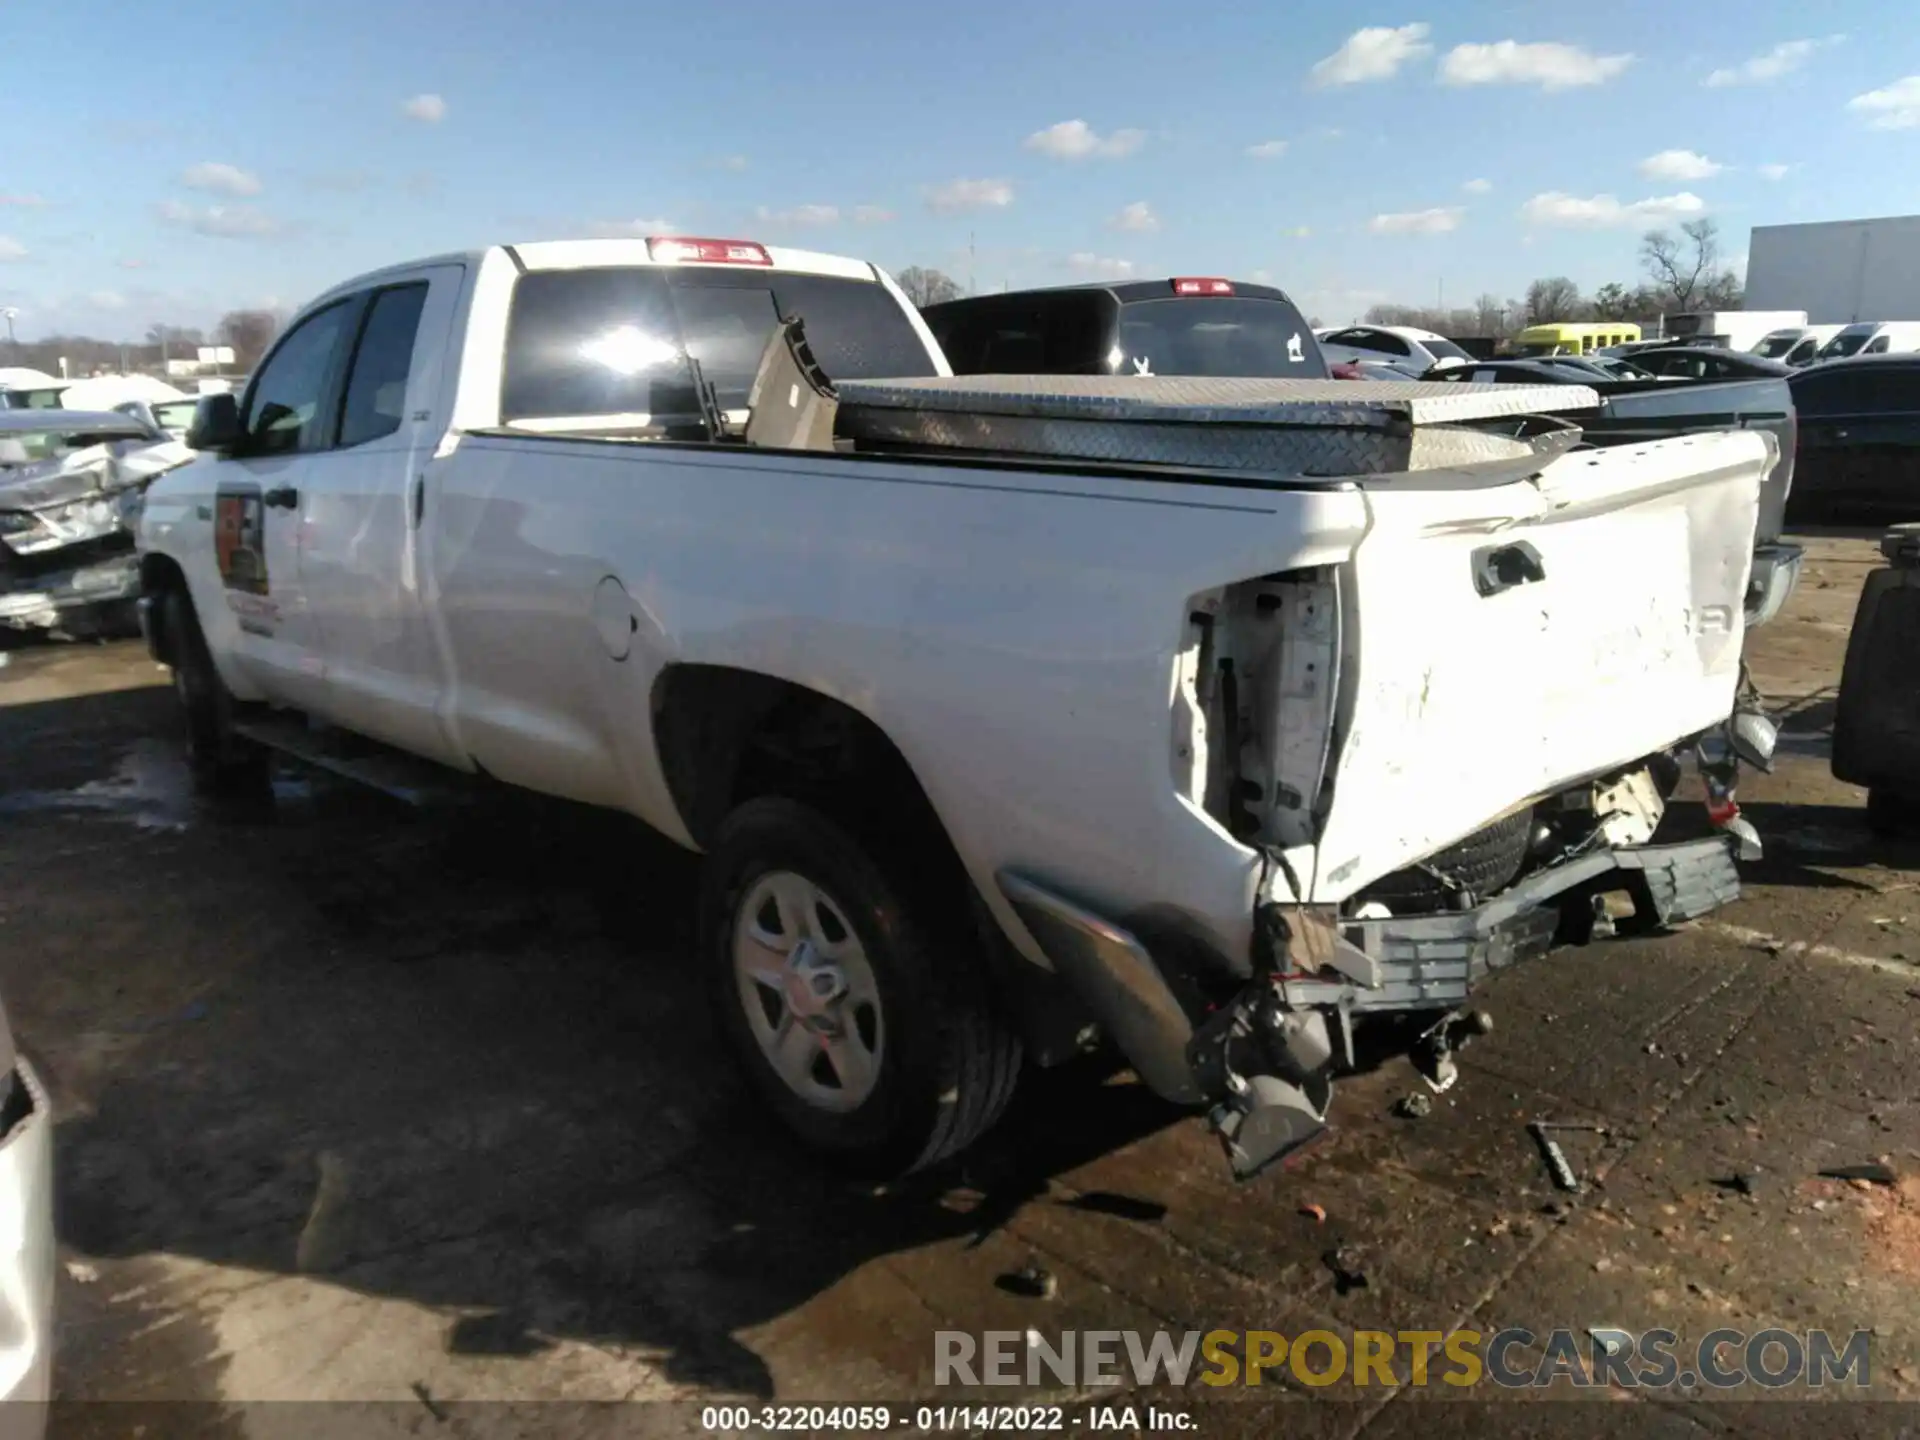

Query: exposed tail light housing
[[647, 237, 774, 266], [1172, 277, 1234, 296]]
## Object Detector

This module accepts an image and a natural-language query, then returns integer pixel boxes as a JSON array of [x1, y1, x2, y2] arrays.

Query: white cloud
[[1638, 149, 1723, 181], [0, 236, 27, 261], [1282, 225, 1312, 238], [1250, 269, 1273, 285], [1109, 201, 1159, 233], [1309, 24, 1433, 86], [925, 178, 1014, 213], [118, 258, 147, 270], [718, 155, 749, 171], [852, 205, 895, 224], [1849, 76, 1920, 130], [0, 194, 46, 208], [1757, 162, 1793, 181], [1439, 41, 1633, 91], [1245, 139, 1289, 160], [1518, 190, 1706, 228], [1462, 177, 1493, 194], [1368, 206, 1463, 235], [1705, 36, 1843, 87], [1066, 252, 1134, 278], [400, 93, 447, 124], [155, 200, 283, 238], [181, 162, 262, 197], [87, 290, 127, 310], [756, 203, 840, 227], [586, 218, 679, 237], [1023, 120, 1146, 160]]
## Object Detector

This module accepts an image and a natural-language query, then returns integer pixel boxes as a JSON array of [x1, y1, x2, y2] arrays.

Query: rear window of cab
[[500, 266, 937, 422]]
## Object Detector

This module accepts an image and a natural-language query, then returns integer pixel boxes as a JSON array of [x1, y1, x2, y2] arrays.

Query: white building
[[1746, 214, 1920, 324]]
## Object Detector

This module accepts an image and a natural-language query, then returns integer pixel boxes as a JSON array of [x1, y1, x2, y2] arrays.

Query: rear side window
[[1789, 367, 1920, 416], [501, 267, 936, 422], [501, 269, 695, 423], [1116, 298, 1321, 378], [337, 284, 429, 448]]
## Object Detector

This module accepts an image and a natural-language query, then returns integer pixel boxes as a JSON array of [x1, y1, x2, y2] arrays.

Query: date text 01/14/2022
[[698, 1404, 1193, 1431]]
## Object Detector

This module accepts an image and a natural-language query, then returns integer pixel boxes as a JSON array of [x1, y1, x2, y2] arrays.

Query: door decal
[[215, 483, 269, 595]]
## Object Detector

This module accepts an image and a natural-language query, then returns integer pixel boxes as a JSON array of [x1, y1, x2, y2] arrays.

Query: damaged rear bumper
[[999, 833, 1740, 1176]]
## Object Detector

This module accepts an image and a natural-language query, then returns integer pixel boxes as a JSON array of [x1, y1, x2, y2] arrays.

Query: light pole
[[1, 308, 15, 352]]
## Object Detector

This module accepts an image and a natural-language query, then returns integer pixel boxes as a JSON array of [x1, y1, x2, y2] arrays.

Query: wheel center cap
[[784, 940, 847, 1027]]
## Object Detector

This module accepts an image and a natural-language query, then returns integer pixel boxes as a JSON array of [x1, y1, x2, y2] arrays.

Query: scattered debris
[[410, 1381, 449, 1424], [1593, 1257, 1614, 1273], [1710, 1173, 1759, 1197], [1394, 1092, 1432, 1120], [1820, 1163, 1897, 1186], [63, 1260, 99, 1285], [997, 1263, 1057, 1300], [1527, 1122, 1583, 1193], [1299, 1203, 1326, 1224], [1322, 1246, 1369, 1295], [1487, 1217, 1511, 1238]]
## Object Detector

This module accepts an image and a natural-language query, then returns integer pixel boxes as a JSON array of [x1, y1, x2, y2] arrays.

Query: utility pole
[[969, 231, 976, 297], [1, 307, 15, 353]]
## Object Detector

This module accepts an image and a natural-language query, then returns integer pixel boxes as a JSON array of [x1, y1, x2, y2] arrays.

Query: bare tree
[[1589, 282, 1636, 322], [1640, 218, 1741, 313], [216, 310, 280, 371], [1524, 277, 1585, 326], [893, 267, 962, 308], [1471, 293, 1515, 338]]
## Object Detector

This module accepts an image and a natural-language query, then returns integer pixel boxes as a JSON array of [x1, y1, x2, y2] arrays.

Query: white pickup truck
[[135, 236, 1779, 1179]]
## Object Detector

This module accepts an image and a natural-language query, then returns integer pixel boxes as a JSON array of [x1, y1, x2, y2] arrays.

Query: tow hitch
[[1409, 1007, 1494, 1094]]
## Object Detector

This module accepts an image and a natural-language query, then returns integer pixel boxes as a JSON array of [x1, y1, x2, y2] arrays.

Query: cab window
[[336, 284, 430, 448], [242, 300, 355, 455]]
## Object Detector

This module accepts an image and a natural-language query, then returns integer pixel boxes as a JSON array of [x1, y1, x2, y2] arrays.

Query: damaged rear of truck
[[833, 376, 1779, 1178]]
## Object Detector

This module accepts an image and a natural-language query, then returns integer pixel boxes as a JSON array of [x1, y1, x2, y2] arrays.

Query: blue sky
[[7, 0, 1920, 340]]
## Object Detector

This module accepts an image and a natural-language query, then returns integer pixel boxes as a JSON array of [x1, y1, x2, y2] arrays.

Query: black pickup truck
[[921, 282, 1800, 628]]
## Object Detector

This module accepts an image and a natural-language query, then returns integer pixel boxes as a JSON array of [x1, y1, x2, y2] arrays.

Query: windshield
[[1423, 338, 1472, 363], [1753, 333, 1803, 359], [1818, 330, 1873, 360], [150, 400, 200, 430], [1509, 342, 1564, 358], [1, 386, 67, 410], [501, 266, 937, 425], [1113, 298, 1322, 378]]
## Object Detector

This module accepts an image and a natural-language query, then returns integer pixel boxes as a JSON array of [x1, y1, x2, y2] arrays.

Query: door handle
[[412, 475, 424, 528], [1471, 541, 1547, 596], [262, 485, 300, 510]]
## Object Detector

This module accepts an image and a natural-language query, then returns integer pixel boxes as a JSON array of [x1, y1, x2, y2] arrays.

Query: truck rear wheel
[[160, 588, 266, 794], [700, 796, 1022, 1175]]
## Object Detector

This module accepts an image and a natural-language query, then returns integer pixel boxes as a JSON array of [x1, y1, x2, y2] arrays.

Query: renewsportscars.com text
[[935, 1327, 1874, 1390]]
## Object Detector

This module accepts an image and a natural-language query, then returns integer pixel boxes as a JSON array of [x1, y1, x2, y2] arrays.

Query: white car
[[1314, 324, 1472, 375], [136, 233, 1776, 1180]]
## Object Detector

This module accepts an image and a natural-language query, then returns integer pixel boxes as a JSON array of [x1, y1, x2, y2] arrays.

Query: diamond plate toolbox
[[833, 375, 1596, 477]]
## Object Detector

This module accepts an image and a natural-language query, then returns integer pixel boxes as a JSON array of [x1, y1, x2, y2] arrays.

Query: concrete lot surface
[[1, 534, 1916, 1438]]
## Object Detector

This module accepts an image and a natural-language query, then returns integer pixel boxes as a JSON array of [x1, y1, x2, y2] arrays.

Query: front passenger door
[[207, 299, 356, 710]]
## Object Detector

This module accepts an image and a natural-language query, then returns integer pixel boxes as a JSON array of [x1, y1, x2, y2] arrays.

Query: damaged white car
[[0, 410, 193, 638]]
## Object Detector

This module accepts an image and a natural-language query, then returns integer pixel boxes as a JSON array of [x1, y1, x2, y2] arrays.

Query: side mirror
[[186, 392, 243, 453]]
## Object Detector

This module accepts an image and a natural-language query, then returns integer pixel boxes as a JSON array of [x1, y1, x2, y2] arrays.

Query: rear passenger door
[[296, 265, 468, 762]]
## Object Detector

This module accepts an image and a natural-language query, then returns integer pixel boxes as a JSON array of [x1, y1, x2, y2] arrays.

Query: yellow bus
[[1508, 322, 1642, 357]]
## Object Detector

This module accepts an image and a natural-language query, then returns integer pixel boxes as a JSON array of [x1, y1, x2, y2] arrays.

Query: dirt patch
[[1865, 1176, 1920, 1279]]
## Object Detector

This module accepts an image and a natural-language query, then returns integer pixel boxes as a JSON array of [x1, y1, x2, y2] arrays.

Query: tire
[[700, 796, 1022, 1175], [160, 587, 267, 794], [1356, 807, 1534, 913], [1866, 787, 1918, 838]]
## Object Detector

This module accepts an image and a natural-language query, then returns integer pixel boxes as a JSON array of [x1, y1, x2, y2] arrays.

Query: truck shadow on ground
[[5, 687, 1189, 1401]]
